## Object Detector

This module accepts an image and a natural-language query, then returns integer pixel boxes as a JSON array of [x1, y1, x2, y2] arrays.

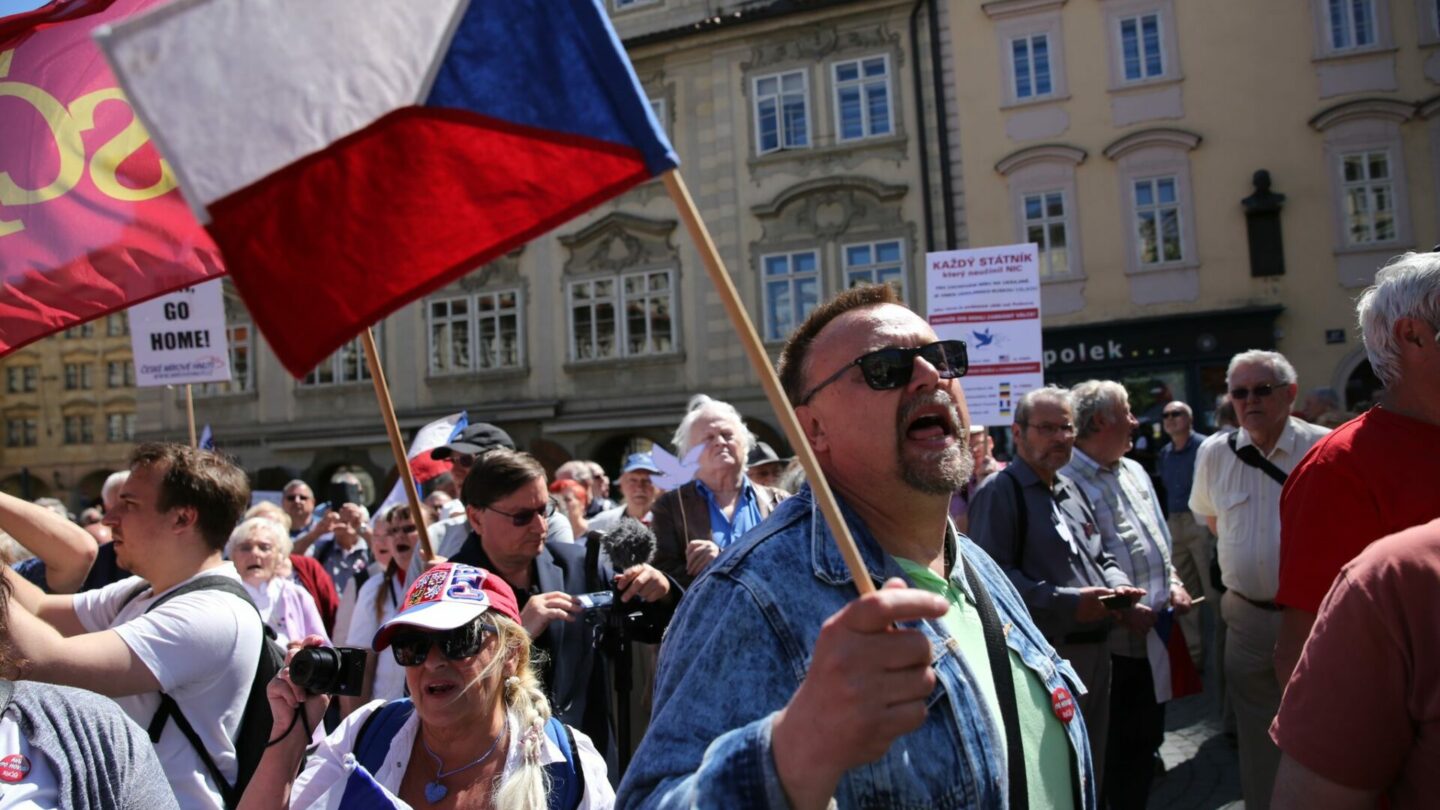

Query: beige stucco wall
[[949, 0, 1436, 398]]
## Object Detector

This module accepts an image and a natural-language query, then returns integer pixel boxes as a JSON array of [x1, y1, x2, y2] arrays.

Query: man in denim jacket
[[618, 285, 1096, 809]]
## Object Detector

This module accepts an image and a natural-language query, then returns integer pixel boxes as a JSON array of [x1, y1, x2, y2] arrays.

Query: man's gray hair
[[1014, 385, 1072, 426], [282, 479, 311, 494], [1356, 251, 1440, 387], [673, 394, 756, 457], [1226, 350, 1297, 387], [554, 461, 593, 483], [101, 470, 130, 505], [1070, 380, 1129, 440]]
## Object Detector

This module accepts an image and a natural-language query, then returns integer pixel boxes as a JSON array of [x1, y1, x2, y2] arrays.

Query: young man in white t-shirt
[[0, 443, 261, 810]]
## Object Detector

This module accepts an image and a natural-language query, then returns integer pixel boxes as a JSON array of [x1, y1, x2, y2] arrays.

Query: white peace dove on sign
[[649, 442, 704, 491]]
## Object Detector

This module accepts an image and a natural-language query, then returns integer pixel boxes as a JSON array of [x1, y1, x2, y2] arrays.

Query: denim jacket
[[617, 485, 1097, 810]]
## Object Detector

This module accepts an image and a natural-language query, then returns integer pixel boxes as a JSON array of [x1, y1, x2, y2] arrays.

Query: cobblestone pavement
[[1148, 607, 1244, 810]]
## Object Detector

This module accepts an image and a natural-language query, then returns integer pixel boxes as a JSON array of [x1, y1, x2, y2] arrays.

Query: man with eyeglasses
[[620, 285, 1097, 809], [1156, 401, 1213, 670], [450, 449, 678, 781], [970, 385, 1142, 792], [1188, 350, 1328, 810], [417, 422, 574, 577], [1063, 379, 1191, 810]]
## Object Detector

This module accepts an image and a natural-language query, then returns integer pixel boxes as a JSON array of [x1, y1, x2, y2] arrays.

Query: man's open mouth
[[904, 404, 958, 442]]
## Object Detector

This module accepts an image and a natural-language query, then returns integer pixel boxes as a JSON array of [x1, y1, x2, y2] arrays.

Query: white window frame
[[1132, 175, 1186, 266], [1022, 190, 1074, 280], [613, 0, 660, 10], [427, 289, 525, 375], [6, 366, 37, 393], [1117, 13, 1165, 83], [1010, 34, 1054, 101], [63, 363, 92, 391], [106, 313, 128, 337], [761, 250, 821, 343], [300, 327, 381, 387], [753, 69, 810, 155], [1325, 0, 1377, 51], [106, 412, 136, 443], [1101, 0, 1180, 91], [194, 323, 254, 396], [831, 55, 893, 142], [1311, 0, 1393, 57], [63, 414, 93, 445], [1339, 149, 1396, 246], [566, 270, 677, 362], [842, 240, 907, 299], [5, 418, 37, 448], [106, 359, 135, 388]]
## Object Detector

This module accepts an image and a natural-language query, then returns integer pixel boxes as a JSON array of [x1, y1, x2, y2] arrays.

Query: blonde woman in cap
[[239, 563, 612, 810]]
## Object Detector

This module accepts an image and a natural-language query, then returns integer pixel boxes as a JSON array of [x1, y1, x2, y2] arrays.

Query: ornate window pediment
[[752, 176, 907, 243], [560, 213, 678, 276]]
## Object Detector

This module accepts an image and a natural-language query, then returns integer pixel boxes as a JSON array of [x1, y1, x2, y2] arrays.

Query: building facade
[[948, 0, 1436, 446], [0, 312, 137, 510], [128, 0, 963, 498]]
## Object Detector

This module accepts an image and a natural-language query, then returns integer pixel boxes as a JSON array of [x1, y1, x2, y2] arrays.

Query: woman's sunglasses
[[390, 622, 496, 667], [800, 340, 968, 405]]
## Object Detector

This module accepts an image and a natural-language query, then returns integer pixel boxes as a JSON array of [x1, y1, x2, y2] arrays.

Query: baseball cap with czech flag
[[372, 563, 522, 651]]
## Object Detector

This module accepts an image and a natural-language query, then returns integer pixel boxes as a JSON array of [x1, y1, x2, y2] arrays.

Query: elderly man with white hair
[[649, 395, 787, 588], [1188, 350, 1328, 810], [1268, 253, 1440, 793], [1063, 379, 1191, 810]]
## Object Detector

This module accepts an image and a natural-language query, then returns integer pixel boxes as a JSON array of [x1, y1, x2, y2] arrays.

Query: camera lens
[[289, 647, 340, 694]]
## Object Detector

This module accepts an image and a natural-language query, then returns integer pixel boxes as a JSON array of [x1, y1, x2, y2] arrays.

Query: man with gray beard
[[619, 285, 1097, 809]]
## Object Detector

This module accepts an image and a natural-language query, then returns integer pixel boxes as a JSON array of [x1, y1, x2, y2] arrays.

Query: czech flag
[[1149, 607, 1203, 702], [0, 0, 223, 357], [98, 0, 678, 377]]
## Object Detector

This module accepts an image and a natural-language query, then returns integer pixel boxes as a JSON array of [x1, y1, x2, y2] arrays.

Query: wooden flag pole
[[361, 328, 436, 562], [184, 384, 198, 448], [663, 170, 875, 596]]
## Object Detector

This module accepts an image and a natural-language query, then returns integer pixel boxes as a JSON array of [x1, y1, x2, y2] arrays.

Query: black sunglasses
[[1162, 410, 1187, 418], [390, 622, 496, 667], [1229, 384, 1277, 401], [486, 499, 556, 527], [800, 340, 968, 405]]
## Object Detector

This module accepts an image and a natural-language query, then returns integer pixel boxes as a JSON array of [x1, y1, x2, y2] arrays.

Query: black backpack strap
[[119, 580, 151, 611], [142, 575, 261, 809], [148, 692, 238, 807], [1226, 431, 1288, 486]]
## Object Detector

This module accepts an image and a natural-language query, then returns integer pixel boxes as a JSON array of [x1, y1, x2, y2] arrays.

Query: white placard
[[926, 243, 1044, 427], [128, 279, 232, 386]]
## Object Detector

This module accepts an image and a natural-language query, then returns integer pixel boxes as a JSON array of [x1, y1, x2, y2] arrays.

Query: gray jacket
[[969, 459, 1131, 642], [5, 680, 178, 810]]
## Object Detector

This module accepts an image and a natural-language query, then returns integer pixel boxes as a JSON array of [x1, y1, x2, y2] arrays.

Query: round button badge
[[1051, 687, 1076, 724], [0, 754, 31, 783]]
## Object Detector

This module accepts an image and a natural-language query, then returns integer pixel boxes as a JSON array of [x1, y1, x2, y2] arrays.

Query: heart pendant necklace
[[420, 727, 504, 804]]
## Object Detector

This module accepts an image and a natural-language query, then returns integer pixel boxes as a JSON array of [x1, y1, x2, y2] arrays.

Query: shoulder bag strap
[[1226, 431, 1288, 486], [960, 555, 1028, 810]]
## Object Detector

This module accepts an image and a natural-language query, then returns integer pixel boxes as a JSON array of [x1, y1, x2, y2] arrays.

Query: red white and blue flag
[[0, 0, 223, 356], [98, 0, 678, 376]]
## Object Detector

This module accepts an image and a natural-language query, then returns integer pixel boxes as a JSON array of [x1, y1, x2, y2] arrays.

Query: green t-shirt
[[894, 556, 1075, 810]]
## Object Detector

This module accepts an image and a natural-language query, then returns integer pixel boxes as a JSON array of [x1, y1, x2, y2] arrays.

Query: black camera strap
[[960, 554, 1029, 810]]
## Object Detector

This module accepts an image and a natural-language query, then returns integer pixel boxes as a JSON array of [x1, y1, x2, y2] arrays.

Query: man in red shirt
[[1274, 251, 1440, 683]]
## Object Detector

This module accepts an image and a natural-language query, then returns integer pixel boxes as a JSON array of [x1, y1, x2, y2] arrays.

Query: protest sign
[[128, 278, 231, 386], [926, 243, 1044, 426]]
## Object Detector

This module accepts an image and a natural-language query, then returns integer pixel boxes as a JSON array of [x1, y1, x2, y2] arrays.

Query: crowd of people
[[0, 250, 1434, 808]]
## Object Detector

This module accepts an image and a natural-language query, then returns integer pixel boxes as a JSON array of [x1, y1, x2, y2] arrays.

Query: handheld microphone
[[602, 518, 657, 572]]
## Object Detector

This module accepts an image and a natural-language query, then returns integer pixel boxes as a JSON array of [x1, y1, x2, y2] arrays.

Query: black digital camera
[[288, 646, 368, 696]]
